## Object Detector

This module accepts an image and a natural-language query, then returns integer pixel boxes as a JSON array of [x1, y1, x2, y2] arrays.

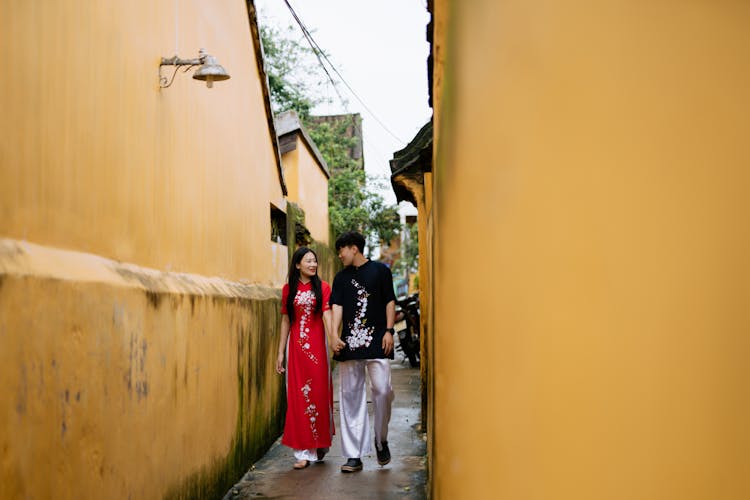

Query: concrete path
[[223, 357, 426, 499]]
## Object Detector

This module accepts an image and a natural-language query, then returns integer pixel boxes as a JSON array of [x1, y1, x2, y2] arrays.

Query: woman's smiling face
[[296, 251, 318, 279]]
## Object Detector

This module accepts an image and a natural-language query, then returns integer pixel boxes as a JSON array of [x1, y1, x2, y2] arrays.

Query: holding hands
[[330, 336, 346, 355]]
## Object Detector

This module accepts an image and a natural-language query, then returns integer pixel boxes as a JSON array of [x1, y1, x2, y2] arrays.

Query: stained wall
[[0, 1, 290, 497]]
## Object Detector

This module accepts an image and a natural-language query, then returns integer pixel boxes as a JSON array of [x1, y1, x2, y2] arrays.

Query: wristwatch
[[385, 327, 395, 334]]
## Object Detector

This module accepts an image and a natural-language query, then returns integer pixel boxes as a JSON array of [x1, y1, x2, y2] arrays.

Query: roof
[[390, 119, 433, 204], [275, 110, 331, 179]]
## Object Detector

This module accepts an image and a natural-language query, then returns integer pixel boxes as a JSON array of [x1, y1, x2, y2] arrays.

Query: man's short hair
[[335, 231, 366, 253]]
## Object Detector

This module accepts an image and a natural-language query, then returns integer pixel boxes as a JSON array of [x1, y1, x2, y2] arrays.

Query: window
[[270, 205, 287, 245]]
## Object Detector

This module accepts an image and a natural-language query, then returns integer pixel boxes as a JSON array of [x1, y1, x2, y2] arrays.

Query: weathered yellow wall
[[281, 137, 330, 244], [432, 1, 750, 499], [282, 147, 301, 208], [0, 1, 291, 498], [0, 240, 284, 499], [309, 239, 340, 286], [0, 0, 284, 285]]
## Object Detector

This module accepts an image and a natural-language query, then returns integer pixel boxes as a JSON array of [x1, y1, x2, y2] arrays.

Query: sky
[[254, 0, 432, 206]]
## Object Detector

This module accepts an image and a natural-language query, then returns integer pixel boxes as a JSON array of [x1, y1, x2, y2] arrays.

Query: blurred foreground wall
[[430, 1, 750, 499]]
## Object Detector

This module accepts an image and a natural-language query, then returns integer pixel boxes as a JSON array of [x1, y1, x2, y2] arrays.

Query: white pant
[[338, 359, 394, 459], [293, 448, 318, 462], [293, 447, 328, 462]]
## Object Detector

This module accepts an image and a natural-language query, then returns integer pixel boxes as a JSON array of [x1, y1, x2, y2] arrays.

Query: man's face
[[337, 245, 356, 267]]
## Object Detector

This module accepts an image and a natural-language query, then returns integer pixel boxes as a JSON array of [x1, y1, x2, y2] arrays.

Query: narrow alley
[[223, 359, 426, 500]]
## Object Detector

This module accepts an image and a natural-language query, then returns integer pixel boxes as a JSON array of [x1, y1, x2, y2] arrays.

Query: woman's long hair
[[286, 247, 323, 323]]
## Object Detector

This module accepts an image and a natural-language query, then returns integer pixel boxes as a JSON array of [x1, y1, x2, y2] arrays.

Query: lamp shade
[[193, 54, 230, 88]]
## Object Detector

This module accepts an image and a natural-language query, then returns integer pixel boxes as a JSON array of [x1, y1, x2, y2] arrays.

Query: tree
[[260, 23, 327, 119], [259, 21, 400, 250], [394, 222, 419, 275]]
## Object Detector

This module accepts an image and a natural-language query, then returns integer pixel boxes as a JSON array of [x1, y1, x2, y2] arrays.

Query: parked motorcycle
[[394, 293, 420, 368]]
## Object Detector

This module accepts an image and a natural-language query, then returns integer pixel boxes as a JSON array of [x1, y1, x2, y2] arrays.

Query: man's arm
[[382, 299, 396, 356]]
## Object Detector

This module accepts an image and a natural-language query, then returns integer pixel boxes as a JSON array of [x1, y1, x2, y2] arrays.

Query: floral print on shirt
[[346, 279, 375, 350], [295, 290, 319, 364]]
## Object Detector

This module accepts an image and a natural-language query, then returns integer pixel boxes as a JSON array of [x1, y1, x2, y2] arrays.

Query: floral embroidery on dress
[[301, 379, 319, 441], [346, 279, 374, 349], [295, 289, 319, 364]]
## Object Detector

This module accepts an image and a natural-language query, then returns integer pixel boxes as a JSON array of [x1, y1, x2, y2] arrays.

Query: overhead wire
[[284, 1, 405, 146], [279, 0, 407, 179]]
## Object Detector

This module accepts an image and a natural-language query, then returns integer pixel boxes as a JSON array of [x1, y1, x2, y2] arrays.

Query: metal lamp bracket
[[159, 53, 203, 88]]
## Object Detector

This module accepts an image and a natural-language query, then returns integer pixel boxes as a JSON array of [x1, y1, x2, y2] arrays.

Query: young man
[[329, 231, 397, 473]]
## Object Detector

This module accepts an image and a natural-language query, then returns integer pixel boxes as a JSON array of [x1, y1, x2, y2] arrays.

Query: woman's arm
[[323, 309, 345, 354], [276, 314, 290, 374], [330, 305, 346, 354]]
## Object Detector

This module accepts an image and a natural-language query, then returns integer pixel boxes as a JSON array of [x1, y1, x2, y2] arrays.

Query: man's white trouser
[[338, 359, 394, 459]]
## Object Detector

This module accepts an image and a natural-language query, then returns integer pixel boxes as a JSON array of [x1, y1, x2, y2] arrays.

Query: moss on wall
[[284, 202, 340, 284], [309, 239, 340, 285], [0, 240, 287, 500], [162, 296, 285, 500]]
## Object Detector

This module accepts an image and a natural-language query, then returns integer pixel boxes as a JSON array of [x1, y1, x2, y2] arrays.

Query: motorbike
[[394, 293, 420, 368]]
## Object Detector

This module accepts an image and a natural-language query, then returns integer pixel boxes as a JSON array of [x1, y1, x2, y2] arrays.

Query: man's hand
[[330, 336, 346, 354], [382, 331, 394, 356]]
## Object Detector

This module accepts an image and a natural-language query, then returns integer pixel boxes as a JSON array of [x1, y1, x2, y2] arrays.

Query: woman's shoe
[[293, 460, 310, 469], [316, 447, 329, 462]]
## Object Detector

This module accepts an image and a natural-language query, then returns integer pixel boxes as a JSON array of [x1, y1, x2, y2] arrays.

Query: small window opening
[[271, 205, 287, 245]]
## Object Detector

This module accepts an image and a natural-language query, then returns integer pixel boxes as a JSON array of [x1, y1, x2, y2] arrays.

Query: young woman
[[276, 247, 336, 469]]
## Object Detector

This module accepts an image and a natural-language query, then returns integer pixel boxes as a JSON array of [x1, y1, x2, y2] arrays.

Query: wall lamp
[[159, 48, 230, 89]]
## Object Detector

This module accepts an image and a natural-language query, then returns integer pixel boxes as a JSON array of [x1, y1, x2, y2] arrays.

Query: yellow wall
[[0, 240, 284, 499], [281, 136, 330, 244], [0, 0, 285, 285], [0, 1, 291, 497], [282, 147, 301, 209], [431, 1, 750, 499]]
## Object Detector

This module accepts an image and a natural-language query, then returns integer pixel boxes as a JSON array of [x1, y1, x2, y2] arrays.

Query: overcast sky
[[254, 0, 432, 205]]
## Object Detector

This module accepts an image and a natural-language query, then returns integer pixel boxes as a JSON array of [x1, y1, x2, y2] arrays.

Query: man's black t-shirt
[[330, 260, 396, 361]]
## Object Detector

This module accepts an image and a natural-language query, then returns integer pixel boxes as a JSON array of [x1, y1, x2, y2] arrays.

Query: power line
[[279, 1, 397, 179], [280, 0, 407, 147], [317, 86, 395, 178]]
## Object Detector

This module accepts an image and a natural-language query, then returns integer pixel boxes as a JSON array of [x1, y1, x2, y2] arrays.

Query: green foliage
[[363, 184, 401, 248], [325, 167, 400, 253], [306, 119, 360, 171], [260, 23, 328, 119], [393, 222, 419, 275], [260, 19, 401, 250]]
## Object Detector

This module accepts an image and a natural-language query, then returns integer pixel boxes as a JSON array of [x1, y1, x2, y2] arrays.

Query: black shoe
[[340, 458, 363, 473], [375, 440, 391, 466], [316, 447, 329, 462]]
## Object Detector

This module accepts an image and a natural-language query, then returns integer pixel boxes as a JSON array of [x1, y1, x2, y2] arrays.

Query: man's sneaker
[[376, 440, 391, 466], [340, 458, 363, 473]]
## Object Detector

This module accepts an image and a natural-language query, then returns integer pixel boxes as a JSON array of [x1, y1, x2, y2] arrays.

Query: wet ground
[[223, 354, 426, 499]]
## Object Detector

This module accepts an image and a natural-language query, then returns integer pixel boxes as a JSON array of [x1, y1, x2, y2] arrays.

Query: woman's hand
[[275, 352, 285, 374]]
